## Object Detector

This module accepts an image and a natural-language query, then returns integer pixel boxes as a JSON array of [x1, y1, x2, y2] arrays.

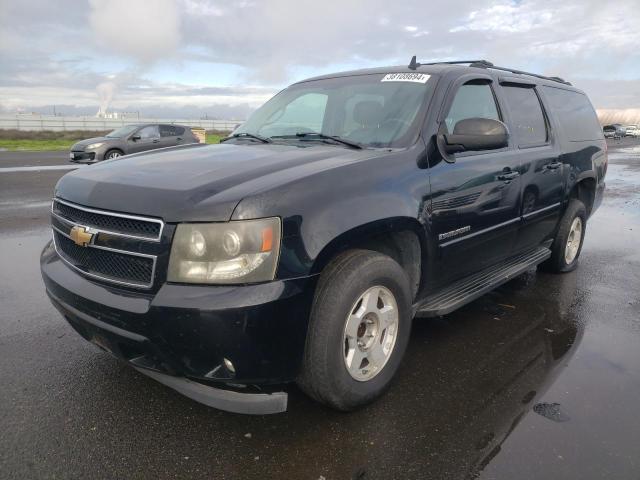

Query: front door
[[128, 125, 161, 154], [429, 78, 522, 284]]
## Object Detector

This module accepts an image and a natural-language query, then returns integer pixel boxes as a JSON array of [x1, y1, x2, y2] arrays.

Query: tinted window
[[160, 125, 176, 137], [445, 83, 500, 133], [137, 125, 160, 139], [542, 86, 603, 141], [503, 85, 547, 147], [174, 126, 185, 135]]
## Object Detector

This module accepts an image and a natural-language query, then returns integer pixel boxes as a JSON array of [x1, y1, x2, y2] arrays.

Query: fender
[[231, 143, 435, 281]]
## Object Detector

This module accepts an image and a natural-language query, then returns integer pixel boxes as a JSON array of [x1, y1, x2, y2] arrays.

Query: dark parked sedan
[[69, 123, 199, 163]]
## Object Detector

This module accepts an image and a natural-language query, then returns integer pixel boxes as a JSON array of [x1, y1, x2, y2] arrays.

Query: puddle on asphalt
[[601, 162, 640, 218], [0, 228, 57, 336]]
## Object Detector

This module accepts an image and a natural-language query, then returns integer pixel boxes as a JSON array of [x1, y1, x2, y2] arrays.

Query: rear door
[[173, 125, 190, 145], [159, 124, 179, 148], [498, 80, 563, 253], [429, 76, 522, 283]]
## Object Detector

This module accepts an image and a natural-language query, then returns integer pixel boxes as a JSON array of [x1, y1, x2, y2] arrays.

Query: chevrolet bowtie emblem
[[69, 226, 94, 247]]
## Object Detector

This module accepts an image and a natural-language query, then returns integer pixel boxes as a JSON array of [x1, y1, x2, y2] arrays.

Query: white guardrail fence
[[0, 114, 240, 132]]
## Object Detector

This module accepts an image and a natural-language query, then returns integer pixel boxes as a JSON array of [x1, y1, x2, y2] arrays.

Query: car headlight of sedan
[[86, 142, 105, 150], [168, 218, 281, 284]]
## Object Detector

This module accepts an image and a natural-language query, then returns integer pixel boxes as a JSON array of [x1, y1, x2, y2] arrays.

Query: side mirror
[[442, 118, 508, 154], [131, 134, 141, 141]]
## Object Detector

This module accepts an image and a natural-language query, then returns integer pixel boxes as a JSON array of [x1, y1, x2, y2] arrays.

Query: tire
[[540, 199, 587, 273], [297, 249, 413, 411], [104, 149, 123, 160]]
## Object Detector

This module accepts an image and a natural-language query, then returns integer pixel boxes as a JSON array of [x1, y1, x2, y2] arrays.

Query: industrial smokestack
[[96, 81, 116, 117]]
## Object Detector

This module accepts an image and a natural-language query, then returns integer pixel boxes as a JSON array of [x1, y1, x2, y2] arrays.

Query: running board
[[415, 247, 551, 318]]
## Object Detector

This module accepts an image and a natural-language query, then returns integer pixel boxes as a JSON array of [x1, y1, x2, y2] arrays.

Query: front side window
[[503, 85, 548, 147], [445, 82, 500, 133], [106, 125, 139, 138], [137, 125, 160, 139], [235, 73, 435, 148]]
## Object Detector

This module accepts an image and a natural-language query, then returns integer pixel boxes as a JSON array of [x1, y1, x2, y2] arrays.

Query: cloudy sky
[[1, 0, 639, 119]]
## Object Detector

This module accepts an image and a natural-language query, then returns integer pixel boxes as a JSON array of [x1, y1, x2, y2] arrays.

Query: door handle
[[177, 137, 183, 141], [498, 171, 520, 181], [545, 162, 562, 170], [152, 139, 160, 143]]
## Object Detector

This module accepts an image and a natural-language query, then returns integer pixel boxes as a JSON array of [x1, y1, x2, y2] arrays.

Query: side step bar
[[415, 247, 551, 317]]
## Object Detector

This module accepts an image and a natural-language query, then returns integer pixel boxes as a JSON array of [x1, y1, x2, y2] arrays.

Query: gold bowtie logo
[[70, 226, 94, 247]]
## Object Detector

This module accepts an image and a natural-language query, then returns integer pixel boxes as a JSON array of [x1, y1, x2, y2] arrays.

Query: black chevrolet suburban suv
[[41, 58, 606, 414]]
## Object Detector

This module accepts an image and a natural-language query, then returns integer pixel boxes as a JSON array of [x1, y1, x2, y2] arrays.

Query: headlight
[[86, 142, 105, 150], [167, 218, 281, 284]]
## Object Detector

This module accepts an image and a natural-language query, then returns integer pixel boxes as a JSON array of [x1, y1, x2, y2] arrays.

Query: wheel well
[[570, 178, 596, 216], [312, 221, 424, 300], [105, 148, 124, 155]]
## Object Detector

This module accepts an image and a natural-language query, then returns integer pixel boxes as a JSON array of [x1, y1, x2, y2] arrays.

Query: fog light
[[223, 357, 236, 374]]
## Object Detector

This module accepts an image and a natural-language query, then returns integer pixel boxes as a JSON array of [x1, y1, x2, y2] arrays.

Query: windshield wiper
[[271, 133, 362, 149], [221, 132, 272, 144], [294, 132, 362, 149]]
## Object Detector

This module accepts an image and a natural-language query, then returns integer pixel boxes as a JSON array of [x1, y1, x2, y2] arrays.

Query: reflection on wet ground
[[1, 145, 640, 479]]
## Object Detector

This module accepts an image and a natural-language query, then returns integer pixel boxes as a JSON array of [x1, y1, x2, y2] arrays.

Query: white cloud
[[88, 0, 181, 63], [450, 2, 554, 33], [182, 0, 224, 17], [1, 0, 640, 115]]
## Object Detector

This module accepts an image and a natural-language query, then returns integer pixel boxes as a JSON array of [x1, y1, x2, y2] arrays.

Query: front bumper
[[69, 151, 97, 163], [40, 240, 315, 413]]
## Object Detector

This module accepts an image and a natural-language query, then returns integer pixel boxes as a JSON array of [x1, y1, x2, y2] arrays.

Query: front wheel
[[540, 199, 587, 273], [104, 149, 123, 160], [297, 249, 412, 411]]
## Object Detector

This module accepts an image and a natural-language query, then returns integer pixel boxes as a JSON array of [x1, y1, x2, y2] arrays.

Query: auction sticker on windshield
[[381, 73, 430, 83]]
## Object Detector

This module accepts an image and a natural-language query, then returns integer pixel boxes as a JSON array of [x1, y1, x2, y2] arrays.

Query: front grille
[[53, 199, 162, 240], [54, 231, 155, 287], [51, 198, 163, 289]]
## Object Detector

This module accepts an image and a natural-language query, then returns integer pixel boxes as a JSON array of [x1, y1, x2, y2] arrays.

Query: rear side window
[[445, 83, 500, 133], [502, 85, 548, 147], [160, 125, 176, 137], [542, 86, 602, 141], [174, 126, 185, 135]]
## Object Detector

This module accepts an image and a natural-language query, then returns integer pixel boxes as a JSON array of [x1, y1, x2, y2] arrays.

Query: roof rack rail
[[407, 56, 571, 86]]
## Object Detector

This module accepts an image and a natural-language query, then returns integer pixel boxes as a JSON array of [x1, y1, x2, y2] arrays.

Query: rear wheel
[[540, 199, 587, 273], [297, 249, 412, 411]]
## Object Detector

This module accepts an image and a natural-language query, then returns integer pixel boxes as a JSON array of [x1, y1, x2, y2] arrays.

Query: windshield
[[106, 125, 140, 138], [236, 73, 435, 148]]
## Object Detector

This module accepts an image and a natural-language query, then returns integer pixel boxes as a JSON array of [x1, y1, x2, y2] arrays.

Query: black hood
[[55, 142, 383, 222]]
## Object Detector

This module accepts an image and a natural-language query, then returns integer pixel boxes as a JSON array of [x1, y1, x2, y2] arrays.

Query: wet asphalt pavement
[[1, 141, 639, 479]]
